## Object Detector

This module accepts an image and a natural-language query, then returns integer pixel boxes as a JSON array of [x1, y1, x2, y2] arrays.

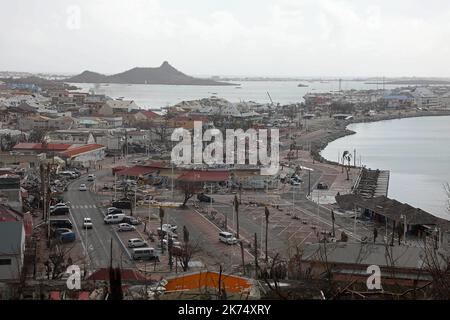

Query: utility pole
[[114, 174, 117, 201], [265, 207, 269, 264], [40, 164, 45, 219], [317, 188, 320, 218], [308, 170, 311, 197], [254, 233, 258, 279], [234, 195, 239, 239], [159, 207, 165, 254]]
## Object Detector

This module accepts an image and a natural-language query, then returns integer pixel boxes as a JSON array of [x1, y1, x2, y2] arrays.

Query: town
[[1, 74, 450, 300]]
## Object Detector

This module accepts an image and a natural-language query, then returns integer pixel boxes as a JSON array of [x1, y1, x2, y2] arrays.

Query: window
[[0, 259, 12, 266]]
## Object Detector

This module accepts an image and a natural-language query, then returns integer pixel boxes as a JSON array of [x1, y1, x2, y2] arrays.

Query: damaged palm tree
[[342, 150, 352, 181]]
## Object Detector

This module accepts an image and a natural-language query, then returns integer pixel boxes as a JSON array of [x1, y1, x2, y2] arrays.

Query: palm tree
[[264, 206, 270, 263], [342, 150, 352, 181]]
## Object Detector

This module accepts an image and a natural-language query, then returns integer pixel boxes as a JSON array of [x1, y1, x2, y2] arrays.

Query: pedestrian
[[373, 227, 378, 243]]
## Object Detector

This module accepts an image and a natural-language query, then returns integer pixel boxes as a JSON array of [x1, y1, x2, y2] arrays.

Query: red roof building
[[139, 110, 160, 119], [116, 166, 157, 177], [13, 143, 72, 152], [177, 170, 230, 183], [58, 144, 105, 158]]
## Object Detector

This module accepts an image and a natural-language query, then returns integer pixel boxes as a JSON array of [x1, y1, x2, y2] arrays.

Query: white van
[[132, 247, 159, 260], [103, 213, 125, 224], [219, 232, 238, 245]]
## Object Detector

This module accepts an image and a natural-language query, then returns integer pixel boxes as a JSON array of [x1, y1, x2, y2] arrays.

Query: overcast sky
[[2, 0, 450, 77]]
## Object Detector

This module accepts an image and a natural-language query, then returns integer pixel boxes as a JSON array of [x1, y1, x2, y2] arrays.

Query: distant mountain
[[64, 61, 235, 86], [68, 71, 109, 83]]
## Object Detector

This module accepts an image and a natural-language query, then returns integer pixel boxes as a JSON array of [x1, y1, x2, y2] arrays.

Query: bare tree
[[177, 226, 200, 272], [178, 181, 202, 207]]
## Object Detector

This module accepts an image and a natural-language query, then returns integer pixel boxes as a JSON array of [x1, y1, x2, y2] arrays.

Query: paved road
[[162, 206, 253, 273], [203, 168, 373, 260], [64, 170, 133, 271]]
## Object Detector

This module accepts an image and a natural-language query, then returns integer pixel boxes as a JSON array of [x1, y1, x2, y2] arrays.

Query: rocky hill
[[64, 61, 234, 86]]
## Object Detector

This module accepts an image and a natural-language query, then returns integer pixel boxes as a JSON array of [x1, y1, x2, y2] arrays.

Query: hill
[[64, 61, 234, 86]]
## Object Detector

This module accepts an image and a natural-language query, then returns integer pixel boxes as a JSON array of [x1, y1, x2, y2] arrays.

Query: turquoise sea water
[[321, 116, 450, 220]]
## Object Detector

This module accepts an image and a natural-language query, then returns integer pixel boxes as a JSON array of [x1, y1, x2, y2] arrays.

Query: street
[[64, 170, 133, 271]]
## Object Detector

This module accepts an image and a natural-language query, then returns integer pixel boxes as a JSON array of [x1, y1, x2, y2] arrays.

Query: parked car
[[49, 219, 73, 229], [59, 171, 77, 179], [162, 224, 177, 232], [52, 228, 72, 238], [50, 202, 68, 211], [117, 223, 136, 232], [104, 213, 125, 224], [83, 217, 93, 229], [122, 216, 141, 225], [219, 231, 238, 245], [317, 182, 329, 190], [50, 206, 70, 215], [87, 174, 96, 181], [59, 231, 76, 243], [107, 207, 124, 215], [162, 238, 181, 248], [112, 199, 132, 209], [127, 238, 148, 248], [132, 247, 159, 261], [79, 184, 87, 191], [197, 193, 214, 203]]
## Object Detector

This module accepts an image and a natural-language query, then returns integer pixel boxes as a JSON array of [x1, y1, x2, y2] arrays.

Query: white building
[[98, 100, 140, 116], [412, 87, 439, 108], [0, 221, 25, 282]]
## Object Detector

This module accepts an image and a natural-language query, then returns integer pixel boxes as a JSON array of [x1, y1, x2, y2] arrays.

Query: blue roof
[[383, 95, 413, 100]]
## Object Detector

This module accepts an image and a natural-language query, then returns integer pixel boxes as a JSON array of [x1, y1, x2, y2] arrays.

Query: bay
[[321, 116, 450, 220], [70, 80, 398, 109]]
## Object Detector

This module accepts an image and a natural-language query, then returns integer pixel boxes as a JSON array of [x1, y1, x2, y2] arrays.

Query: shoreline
[[310, 110, 450, 166]]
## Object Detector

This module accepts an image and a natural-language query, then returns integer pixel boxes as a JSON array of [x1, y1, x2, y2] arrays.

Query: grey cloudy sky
[[2, 0, 450, 77]]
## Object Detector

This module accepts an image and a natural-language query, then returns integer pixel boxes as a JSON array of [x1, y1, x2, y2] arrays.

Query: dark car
[[59, 231, 76, 243], [52, 228, 72, 238], [112, 199, 132, 209], [49, 219, 73, 229], [197, 193, 214, 203], [317, 182, 329, 190], [50, 206, 70, 215]]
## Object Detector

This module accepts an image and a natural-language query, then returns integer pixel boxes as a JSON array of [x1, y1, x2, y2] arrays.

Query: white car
[[83, 217, 93, 229], [87, 174, 96, 181], [79, 184, 87, 191], [50, 203, 68, 211], [117, 223, 136, 232], [127, 238, 148, 248], [162, 238, 181, 247], [162, 224, 177, 232]]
